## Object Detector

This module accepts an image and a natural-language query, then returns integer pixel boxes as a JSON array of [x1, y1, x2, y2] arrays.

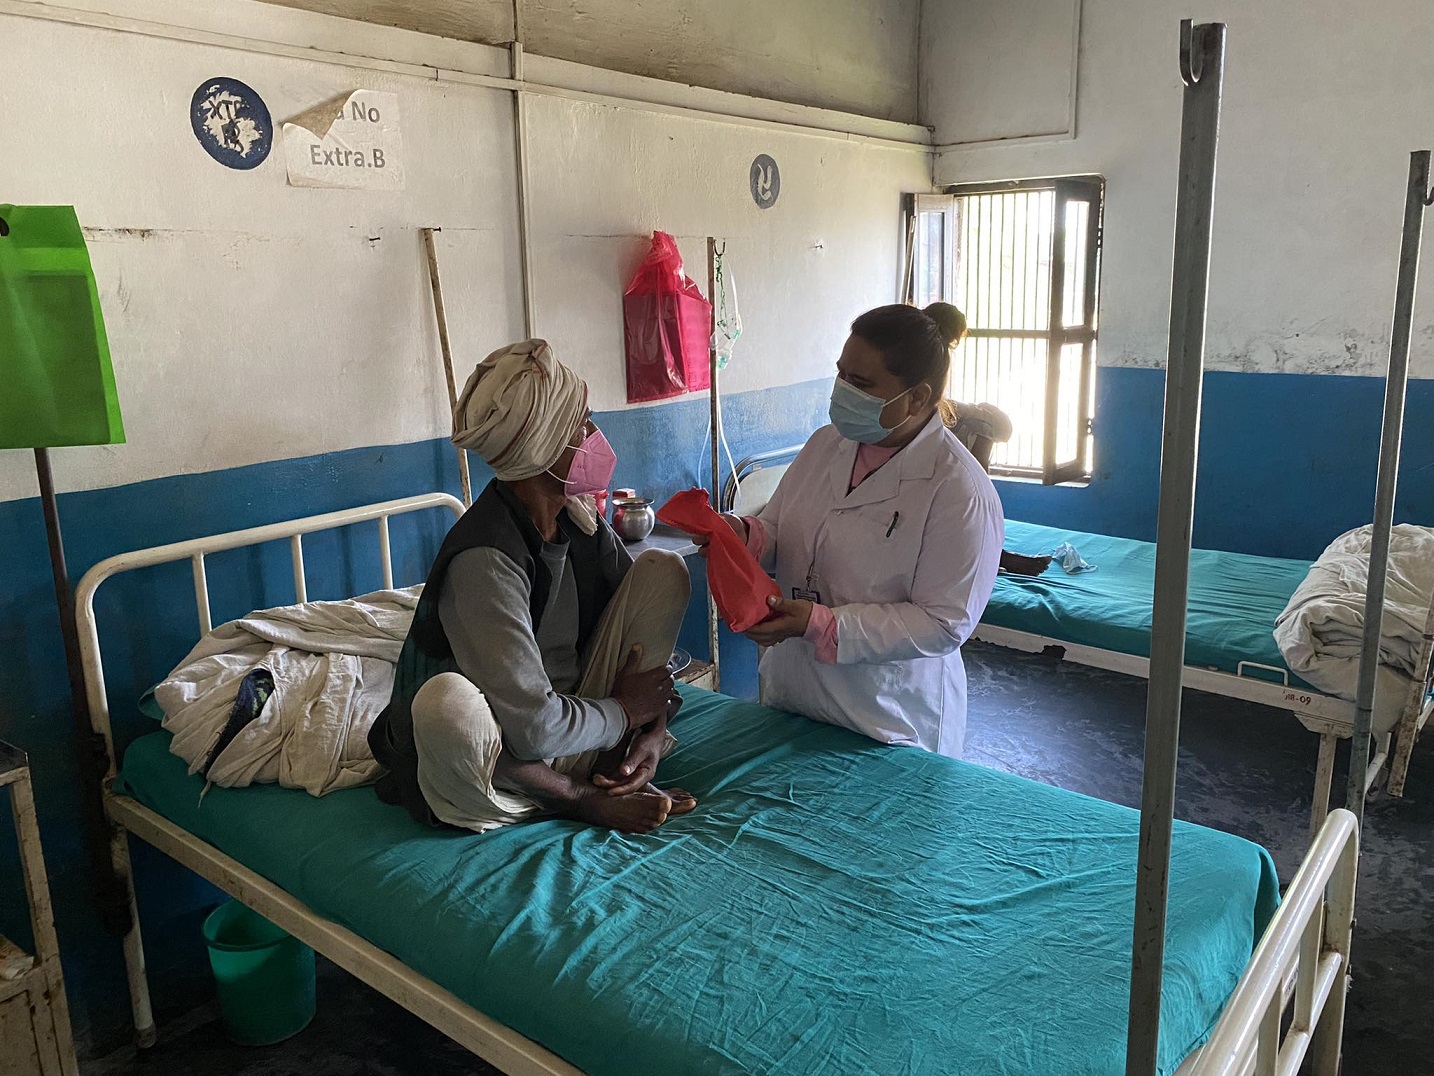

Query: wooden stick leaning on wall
[[422, 227, 473, 508]]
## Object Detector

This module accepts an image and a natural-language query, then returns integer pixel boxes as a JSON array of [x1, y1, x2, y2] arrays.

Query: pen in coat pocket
[[886, 511, 900, 538]]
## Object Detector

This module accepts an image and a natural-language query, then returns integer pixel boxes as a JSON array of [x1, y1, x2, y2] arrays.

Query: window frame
[[906, 176, 1104, 484]]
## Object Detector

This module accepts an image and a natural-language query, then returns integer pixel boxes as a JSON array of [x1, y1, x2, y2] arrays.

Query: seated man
[[369, 340, 695, 834]]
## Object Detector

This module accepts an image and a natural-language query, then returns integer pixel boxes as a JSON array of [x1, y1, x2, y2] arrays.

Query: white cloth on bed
[[1273, 525, 1434, 727], [155, 587, 420, 796]]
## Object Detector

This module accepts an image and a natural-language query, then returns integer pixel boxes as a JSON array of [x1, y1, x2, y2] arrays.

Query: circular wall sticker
[[750, 154, 780, 209], [191, 77, 272, 170]]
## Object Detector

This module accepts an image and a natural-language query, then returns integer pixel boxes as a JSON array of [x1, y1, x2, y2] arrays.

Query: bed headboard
[[721, 444, 804, 516], [75, 492, 465, 784]]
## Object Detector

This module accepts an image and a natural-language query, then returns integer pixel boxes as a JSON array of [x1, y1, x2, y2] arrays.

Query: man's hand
[[591, 719, 668, 796], [611, 645, 676, 730], [692, 513, 748, 559], [742, 595, 813, 647]]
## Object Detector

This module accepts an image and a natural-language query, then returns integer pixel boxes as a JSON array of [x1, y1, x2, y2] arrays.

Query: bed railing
[[1182, 808, 1358, 1076], [75, 492, 465, 785], [72, 492, 464, 1046], [720, 444, 803, 514]]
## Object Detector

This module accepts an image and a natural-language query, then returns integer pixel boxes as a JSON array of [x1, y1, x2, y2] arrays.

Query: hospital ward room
[[5, 2, 1434, 1076]]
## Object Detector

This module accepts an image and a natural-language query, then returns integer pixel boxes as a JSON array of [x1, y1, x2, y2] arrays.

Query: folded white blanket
[[1273, 525, 1434, 716], [155, 587, 420, 796]]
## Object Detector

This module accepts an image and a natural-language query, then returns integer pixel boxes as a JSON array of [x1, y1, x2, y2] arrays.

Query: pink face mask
[[553, 427, 617, 497]]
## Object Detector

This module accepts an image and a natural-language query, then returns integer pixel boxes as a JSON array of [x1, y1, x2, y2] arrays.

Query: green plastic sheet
[[0, 204, 124, 449]]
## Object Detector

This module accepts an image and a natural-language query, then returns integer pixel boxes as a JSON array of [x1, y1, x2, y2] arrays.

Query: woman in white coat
[[722, 303, 1003, 758]]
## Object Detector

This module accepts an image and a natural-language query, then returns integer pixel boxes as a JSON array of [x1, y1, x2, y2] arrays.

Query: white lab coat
[[753, 415, 1003, 757]]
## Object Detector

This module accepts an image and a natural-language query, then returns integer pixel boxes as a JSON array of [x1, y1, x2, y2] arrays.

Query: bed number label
[[283, 89, 405, 190], [1283, 690, 1315, 707]]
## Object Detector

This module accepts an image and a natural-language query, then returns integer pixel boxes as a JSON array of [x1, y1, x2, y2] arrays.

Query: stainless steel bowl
[[612, 498, 655, 542]]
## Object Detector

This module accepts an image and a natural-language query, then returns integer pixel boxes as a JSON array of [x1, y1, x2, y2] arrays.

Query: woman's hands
[[691, 513, 748, 557], [742, 595, 813, 646]]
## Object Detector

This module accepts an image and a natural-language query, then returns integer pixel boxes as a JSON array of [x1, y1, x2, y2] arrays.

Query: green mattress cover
[[120, 688, 1278, 1076], [993, 520, 1314, 684]]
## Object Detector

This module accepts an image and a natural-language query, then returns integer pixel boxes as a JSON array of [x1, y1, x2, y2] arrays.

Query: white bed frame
[[73, 491, 1358, 1075]]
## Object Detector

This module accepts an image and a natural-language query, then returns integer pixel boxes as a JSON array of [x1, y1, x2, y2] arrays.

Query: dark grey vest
[[368, 479, 624, 824]]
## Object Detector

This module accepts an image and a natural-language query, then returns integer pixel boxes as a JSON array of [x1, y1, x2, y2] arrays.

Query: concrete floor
[[93, 641, 1433, 1075]]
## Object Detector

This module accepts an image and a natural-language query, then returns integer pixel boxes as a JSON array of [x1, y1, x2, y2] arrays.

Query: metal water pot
[[612, 496, 655, 542]]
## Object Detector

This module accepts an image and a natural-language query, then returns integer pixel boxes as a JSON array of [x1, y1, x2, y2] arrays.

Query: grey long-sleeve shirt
[[438, 541, 628, 762]]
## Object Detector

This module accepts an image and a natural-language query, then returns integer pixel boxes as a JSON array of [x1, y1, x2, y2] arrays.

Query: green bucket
[[202, 900, 316, 1046]]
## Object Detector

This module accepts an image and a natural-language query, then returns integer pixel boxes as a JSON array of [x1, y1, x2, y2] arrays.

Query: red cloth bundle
[[657, 489, 779, 632]]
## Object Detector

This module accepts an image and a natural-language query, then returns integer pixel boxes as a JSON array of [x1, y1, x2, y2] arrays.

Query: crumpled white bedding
[[1274, 525, 1434, 732], [154, 587, 419, 796]]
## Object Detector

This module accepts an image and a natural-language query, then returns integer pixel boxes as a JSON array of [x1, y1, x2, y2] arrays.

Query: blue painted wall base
[[997, 367, 1433, 560]]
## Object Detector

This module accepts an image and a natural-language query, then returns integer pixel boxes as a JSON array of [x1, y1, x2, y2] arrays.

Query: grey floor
[[93, 642, 1433, 1075]]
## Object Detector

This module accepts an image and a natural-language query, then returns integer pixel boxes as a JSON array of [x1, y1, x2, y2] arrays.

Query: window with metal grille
[[905, 177, 1103, 484]]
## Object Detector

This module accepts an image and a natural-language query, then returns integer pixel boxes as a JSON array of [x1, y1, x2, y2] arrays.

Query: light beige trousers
[[411, 548, 689, 831]]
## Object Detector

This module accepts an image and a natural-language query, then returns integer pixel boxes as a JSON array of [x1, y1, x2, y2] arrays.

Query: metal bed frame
[[60, 17, 1418, 1076], [972, 622, 1433, 834]]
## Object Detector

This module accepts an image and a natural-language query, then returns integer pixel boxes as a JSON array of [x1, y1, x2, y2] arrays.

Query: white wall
[[0, 9, 522, 503], [929, 0, 1434, 378], [523, 93, 929, 410], [921, 0, 1079, 145], [0, 0, 929, 502], [263, 0, 923, 121]]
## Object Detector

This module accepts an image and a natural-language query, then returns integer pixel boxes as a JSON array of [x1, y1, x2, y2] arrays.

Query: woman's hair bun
[[922, 302, 968, 347]]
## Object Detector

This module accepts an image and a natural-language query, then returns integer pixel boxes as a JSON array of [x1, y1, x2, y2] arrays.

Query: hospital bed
[[76, 492, 1356, 1076], [723, 451, 1434, 834]]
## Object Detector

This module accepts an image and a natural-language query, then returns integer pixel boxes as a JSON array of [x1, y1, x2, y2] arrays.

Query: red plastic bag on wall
[[657, 489, 779, 633], [623, 232, 713, 403]]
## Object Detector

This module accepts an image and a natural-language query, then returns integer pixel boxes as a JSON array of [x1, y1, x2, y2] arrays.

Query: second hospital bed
[[725, 451, 1434, 832], [978, 520, 1434, 831]]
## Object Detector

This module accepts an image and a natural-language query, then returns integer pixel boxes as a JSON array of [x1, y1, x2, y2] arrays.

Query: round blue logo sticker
[[750, 154, 780, 209], [191, 78, 272, 170]]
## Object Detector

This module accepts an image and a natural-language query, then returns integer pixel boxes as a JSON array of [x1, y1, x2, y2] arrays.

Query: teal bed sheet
[[993, 520, 1315, 684], [120, 689, 1278, 1076]]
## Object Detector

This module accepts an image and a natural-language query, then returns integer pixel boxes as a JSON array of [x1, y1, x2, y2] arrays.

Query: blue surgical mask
[[829, 378, 914, 444]]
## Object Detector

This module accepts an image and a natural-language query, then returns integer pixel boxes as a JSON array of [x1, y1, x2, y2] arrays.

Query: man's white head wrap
[[452, 339, 587, 480], [451, 339, 600, 534]]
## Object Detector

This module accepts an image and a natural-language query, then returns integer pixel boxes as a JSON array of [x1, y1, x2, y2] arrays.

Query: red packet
[[657, 489, 779, 632]]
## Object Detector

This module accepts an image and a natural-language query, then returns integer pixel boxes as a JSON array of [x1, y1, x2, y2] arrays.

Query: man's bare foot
[[572, 788, 672, 833], [655, 785, 697, 816], [1000, 550, 1052, 576]]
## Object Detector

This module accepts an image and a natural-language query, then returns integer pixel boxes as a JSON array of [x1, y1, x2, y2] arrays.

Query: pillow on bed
[[137, 687, 165, 723]]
